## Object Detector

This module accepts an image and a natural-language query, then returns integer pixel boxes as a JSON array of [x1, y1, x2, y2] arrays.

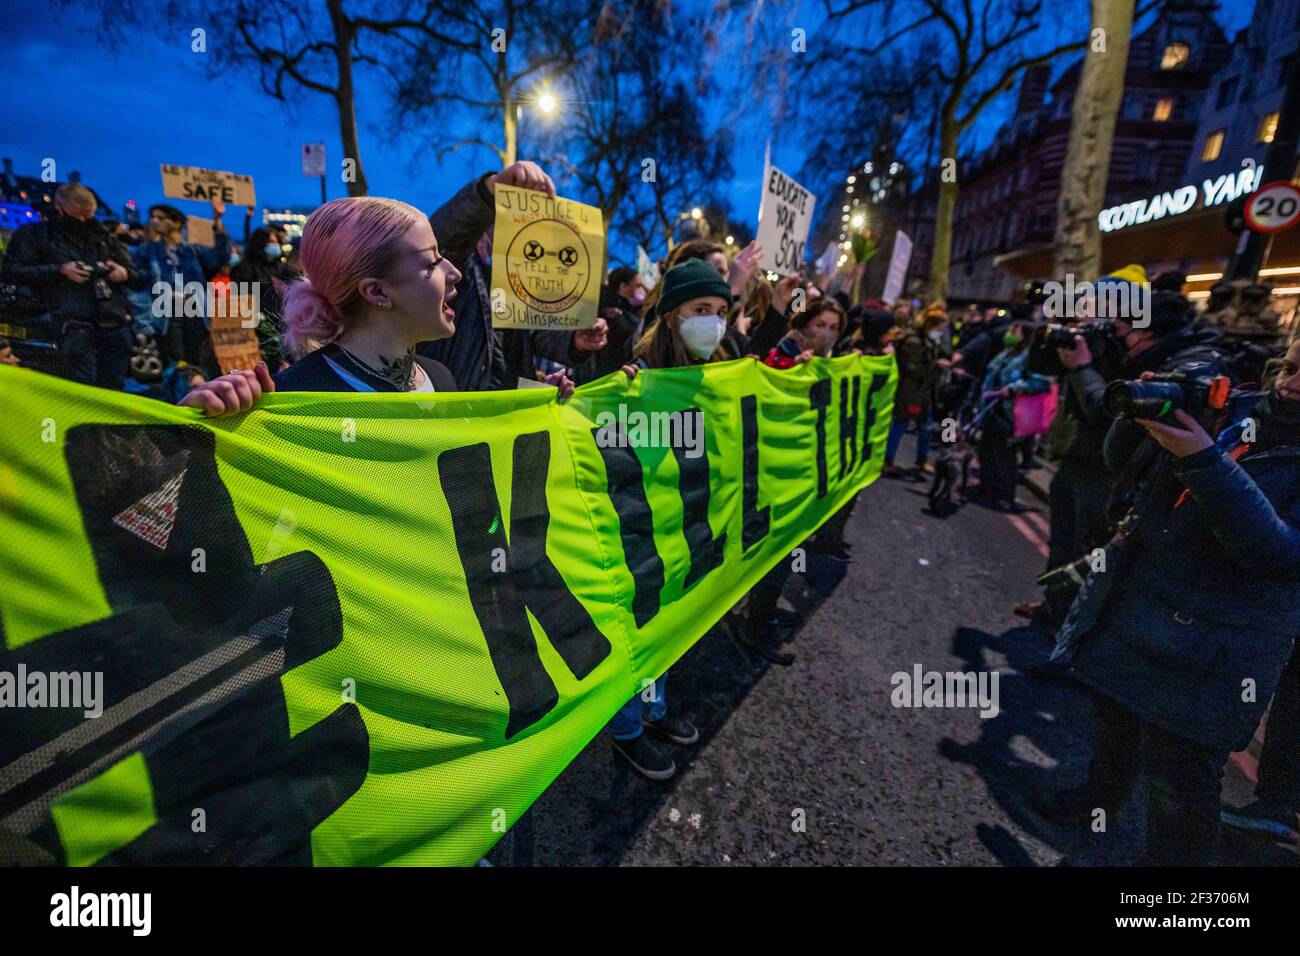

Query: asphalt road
[[489, 437, 1298, 867]]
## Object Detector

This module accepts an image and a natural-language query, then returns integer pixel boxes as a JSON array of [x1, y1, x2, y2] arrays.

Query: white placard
[[882, 231, 913, 305], [755, 161, 816, 276], [301, 143, 326, 178]]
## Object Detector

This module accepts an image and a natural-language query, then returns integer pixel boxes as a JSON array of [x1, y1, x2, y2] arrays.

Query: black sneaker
[[1220, 800, 1299, 843], [770, 607, 803, 627], [612, 734, 676, 780], [645, 714, 700, 746], [740, 624, 796, 665]]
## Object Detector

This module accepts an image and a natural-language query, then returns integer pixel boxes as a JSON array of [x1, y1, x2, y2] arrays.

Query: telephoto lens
[[1103, 379, 1186, 420]]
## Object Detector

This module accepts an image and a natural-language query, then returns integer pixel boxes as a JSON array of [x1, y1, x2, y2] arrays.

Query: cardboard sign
[[490, 185, 603, 330], [161, 164, 256, 207], [756, 162, 816, 276], [302, 143, 326, 178], [186, 215, 215, 247], [210, 296, 263, 373], [882, 231, 913, 305]]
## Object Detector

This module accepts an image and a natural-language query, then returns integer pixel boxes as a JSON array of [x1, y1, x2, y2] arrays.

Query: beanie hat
[[1147, 290, 1192, 336], [1101, 263, 1148, 286], [654, 258, 734, 317], [860, 308, 897, 348]]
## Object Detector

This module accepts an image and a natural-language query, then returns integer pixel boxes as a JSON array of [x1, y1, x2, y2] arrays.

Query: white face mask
[[679, 314, 727, 359]]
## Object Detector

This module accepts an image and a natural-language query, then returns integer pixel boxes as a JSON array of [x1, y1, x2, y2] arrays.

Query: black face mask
[[59, 211, 95, 238]]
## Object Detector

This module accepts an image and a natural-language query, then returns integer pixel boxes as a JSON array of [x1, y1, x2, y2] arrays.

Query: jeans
[[608, 675, 667, 740], [1256, 645, 1300, 813], [885, 410, 932, 465], [1088, 691, 1225, 865], [746, 555, 797, 643], [60, 320, 133, 390]]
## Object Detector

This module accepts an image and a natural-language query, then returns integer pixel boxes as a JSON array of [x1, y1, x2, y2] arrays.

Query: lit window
[[1153, 98, 1173, 121], [1161, 42, 1190, 69], [1201, 129, 1224, 162], [1258, 112, 1279, 144]]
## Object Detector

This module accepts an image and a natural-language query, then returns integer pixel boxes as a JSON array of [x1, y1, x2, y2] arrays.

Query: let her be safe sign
[[161, 164, 257, 207]]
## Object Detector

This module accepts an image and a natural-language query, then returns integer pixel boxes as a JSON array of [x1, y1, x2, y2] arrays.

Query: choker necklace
[[336, 343, 418, 391]]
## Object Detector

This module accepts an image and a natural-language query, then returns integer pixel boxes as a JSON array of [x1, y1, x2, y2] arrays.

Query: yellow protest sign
[[161, 164, 256, 207], [490, 185, 603, 330]]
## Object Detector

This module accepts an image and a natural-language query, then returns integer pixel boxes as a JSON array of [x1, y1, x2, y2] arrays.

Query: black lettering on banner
[[860, 373, 890, 466], [439, 433, 611, 740], [810, 379, 831, 497], [0, 425, 368, 866], [672, 408, 725, 589], [740, 395, 770, 551], [593, 428, 665, 628], [839, 375, 861, 479]]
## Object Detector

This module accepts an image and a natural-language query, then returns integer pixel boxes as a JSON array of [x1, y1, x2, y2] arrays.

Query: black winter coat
[[1, 215, 143, 325], [1055, 390, 1300, 751]]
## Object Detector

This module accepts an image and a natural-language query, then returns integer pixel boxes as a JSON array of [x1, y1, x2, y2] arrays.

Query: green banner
[[0, 354, 895, 865]]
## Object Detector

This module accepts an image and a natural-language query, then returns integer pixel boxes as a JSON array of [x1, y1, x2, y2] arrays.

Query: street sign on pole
[[301, 143, 326, 178], [303, 143, 327, 206], [1243, 180, 1300, 234]]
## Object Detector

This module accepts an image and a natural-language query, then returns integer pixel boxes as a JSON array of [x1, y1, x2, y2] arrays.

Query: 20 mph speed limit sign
[[1244, 180, 1300, 234]]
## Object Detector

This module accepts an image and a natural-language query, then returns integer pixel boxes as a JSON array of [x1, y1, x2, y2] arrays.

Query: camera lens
[[1104, 380, 1185, 420]]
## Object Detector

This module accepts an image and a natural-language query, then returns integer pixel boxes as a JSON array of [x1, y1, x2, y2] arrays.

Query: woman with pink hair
[[179, 162, 558, 413]]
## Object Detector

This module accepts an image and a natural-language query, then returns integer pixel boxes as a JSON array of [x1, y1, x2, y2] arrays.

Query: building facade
[[901, 1, 1233, 303]]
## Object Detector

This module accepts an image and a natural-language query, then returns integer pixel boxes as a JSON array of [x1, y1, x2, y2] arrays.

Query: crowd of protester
[[1, 161, 1297, 865]]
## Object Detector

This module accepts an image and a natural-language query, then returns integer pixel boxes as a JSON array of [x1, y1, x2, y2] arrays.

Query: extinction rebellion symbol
[[506, 218, 590, 313]]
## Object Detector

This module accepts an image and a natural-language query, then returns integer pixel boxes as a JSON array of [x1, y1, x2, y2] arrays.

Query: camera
[[1026, 318, 1120, 377], [1103, 361, 1231, 423], [75, 261, 115, 301], [1042, 318, 1116, 348]]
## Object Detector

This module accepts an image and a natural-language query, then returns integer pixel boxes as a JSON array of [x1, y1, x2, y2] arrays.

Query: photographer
[[1022, 288, 1227, 628], [1038, 336, 1300, 865], [0, 182, 142, 389], [132, 199, 231, 375]]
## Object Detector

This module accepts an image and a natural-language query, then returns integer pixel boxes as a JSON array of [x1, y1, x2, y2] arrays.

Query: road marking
[[1022, 509, 1050, 538], [1006, 513, 1049, 558]]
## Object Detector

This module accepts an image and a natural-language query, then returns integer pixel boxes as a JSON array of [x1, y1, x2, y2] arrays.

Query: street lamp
[[725, 234, 735, 245], [690, 207, 703, 220], [537, 91, 557, 114], [850, 213, 865, 229]]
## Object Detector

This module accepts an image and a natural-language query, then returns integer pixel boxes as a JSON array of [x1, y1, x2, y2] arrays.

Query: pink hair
[[281, 196, 426, 357]]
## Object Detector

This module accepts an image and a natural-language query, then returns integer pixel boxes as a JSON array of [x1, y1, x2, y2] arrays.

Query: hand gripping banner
[[0, 355, 895, 865]]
